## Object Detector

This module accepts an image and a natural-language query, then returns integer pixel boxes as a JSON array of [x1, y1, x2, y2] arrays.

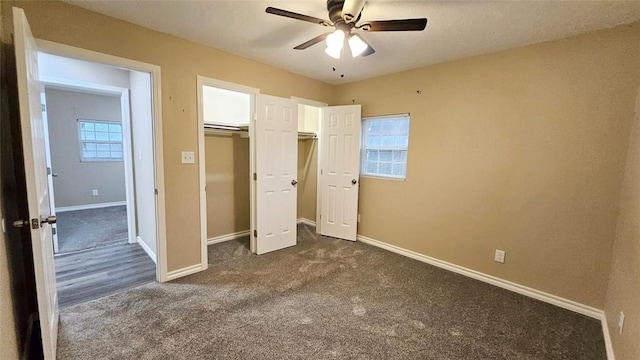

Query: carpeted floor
[[56, 224, 605, 359], [56, 206, 128, 253]]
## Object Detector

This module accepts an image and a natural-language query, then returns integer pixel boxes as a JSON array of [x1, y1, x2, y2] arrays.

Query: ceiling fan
[[265, 0, 427, 59]]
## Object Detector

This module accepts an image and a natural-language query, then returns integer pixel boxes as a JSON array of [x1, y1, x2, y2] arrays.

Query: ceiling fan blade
[[294, 33, 330, 50], [266, 7, 331, 26], [361, 18, 427, 32]]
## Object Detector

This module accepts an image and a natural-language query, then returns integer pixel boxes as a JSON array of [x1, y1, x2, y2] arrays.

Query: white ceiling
[[65, 1, 640, 85]]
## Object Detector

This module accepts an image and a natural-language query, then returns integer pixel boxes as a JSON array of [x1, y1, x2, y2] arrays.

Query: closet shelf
[[204, 123, 317, 139]]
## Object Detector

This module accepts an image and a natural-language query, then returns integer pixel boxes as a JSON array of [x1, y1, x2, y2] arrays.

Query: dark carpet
[[56, 206, 128, 253], [57, 224, 605, 359]]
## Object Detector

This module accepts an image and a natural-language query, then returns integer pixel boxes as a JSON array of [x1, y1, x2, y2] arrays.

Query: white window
[[78, 120, 123, 162], [361, 114, 410, 179]]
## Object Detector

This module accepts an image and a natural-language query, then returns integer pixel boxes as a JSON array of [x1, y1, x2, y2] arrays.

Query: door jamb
[[35, 39, 168, 282]]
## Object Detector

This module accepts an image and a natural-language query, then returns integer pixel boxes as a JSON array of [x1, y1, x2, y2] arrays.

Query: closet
[[197, 77, 323, 259]]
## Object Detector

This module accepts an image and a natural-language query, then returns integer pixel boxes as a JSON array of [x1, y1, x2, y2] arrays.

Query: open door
[[252, 94, 298, 254], [318, 105, 361, 241], [13, 7, 59, 359]]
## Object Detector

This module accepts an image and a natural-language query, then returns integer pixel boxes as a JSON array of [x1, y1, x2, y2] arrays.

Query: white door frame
[[196, 76, 259, 265], [35, 39, 169, 282], [39, 76, 137, 246], [40, 90, 59, 253]]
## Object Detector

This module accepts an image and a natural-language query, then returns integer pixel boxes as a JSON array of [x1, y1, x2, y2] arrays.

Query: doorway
[[36, 51, 161, 306]]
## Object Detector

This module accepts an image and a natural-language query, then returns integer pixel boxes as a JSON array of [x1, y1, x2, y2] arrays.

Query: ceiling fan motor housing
[[327, 0, 361, 26]]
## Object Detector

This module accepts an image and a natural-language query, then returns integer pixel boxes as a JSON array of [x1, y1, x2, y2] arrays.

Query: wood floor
[[55, 243, 156, 307]]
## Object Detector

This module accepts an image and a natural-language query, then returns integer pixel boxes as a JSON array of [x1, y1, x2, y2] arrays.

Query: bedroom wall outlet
[[618, 311, 625, 335], [92, 189, 99, 196], [181, 151, 195, 164], [494, 249, 505, 263]]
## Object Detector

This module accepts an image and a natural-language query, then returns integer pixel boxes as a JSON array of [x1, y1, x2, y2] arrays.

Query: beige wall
[[297, 139, 318, 222], [45, 88, 126, 208], [2, 0, 334, 271], [205, 134, 250, 238], [333, 23, 640, 308], [604, 88, 640, 360]]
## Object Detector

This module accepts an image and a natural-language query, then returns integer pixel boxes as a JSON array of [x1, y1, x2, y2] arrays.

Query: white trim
[[137, 236, 157, 264], [166, 264, 205, 281], [297, 218, 316, 227], [36, 39, 168, 283], [55, 201, 126, 212], [602, 313, 616, 360], [207, 230, 251, 245], [356, 234, 604, 319]]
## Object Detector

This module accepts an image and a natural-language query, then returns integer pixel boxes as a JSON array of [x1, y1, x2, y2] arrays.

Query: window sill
[[360, 174, 406, 182]]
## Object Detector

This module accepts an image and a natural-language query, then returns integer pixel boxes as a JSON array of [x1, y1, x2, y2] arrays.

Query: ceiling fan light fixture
[[348, 34, 368, 57]]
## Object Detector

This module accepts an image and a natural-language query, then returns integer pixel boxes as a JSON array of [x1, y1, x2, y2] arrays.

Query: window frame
[[77, 119, 124, 162], [360, 113, 410, 181]]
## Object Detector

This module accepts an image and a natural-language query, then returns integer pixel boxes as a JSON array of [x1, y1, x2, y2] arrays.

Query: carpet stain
[[409, 320, 426, 330]]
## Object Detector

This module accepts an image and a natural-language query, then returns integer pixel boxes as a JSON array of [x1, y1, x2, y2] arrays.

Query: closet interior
[[201, 82, 322, 248]]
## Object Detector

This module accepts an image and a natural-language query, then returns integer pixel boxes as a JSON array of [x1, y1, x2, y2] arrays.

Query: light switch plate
[[181, 151, 195, 164], [494, 249, 506, 263]]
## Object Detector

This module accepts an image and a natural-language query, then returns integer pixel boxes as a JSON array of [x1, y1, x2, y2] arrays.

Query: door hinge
[[154, 188, 158, 195], [254, 229, 257, 237], [253, 113, 257, 121], [253, 173, 257, 181], [31, 218, 39, 229], [47, 167, 51, 175], [52, 227, 57, 236], [41, 104, 46, 112]]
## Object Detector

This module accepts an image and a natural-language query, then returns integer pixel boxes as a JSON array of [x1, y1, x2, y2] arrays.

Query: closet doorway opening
[[197, 77, 257, 267]]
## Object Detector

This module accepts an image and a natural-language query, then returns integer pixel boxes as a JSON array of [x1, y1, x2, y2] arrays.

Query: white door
[[319, 105, 361, 241], [40, 89, 59, 253], [13, 7, 59, 359], [253, 94, 298, 255]]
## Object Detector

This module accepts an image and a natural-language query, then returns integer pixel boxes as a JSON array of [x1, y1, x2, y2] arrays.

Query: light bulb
[[324, 46, 342, 59], [325, 29, 345, 51], [349, 34, 368, 57]]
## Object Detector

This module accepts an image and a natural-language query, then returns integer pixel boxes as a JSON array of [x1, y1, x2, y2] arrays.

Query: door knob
[[291, 180, 298, 186], [41, 215, 57, 225], [351, 179, 357, 185], [52, 173, 58, 177]]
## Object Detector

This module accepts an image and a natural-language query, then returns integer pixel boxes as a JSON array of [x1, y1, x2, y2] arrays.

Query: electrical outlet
[[92, 189, 99, 196], [357, 214, 361, 223], [618, 311, 625, 335], [494, 249, 505, 263], [181, 151, 195, 164]]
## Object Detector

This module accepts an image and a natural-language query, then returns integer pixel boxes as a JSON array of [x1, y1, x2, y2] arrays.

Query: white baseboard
[[136, 236, 157, 264], [297, 218, 316, 227], [166, 263, 205, 281], [55, 201, 126, 213], [601, 313, 616, 360], [207, 230, 251, 245], [356, 234, 604, 320]]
